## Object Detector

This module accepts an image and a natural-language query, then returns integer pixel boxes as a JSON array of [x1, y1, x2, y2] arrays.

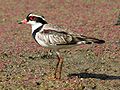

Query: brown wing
[[40, 24, 105, 46], [41, 29, 78, 45]]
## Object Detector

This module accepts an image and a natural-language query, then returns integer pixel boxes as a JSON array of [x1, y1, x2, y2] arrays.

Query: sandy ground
[[0, 0, 120, 90]]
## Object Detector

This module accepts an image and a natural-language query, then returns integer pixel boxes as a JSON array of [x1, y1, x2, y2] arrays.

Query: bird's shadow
[[68, 72, 120, 80]]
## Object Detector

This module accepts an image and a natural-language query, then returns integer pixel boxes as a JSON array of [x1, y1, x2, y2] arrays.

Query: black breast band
[[32, 25, 44, 40]]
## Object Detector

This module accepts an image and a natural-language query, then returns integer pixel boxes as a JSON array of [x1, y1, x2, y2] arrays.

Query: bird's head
[[18, 13, 47, 25]]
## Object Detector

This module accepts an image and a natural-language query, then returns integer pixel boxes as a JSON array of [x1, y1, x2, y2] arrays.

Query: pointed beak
[[18, 19, 27, 24]]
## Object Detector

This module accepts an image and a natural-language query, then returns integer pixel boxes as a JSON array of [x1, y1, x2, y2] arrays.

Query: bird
[[18, 13, 105, 79]]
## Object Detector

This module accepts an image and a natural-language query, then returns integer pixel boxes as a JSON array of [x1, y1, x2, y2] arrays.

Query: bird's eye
[[29, 16, 36, 21]]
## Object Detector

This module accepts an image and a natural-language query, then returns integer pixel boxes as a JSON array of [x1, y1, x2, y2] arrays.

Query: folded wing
[[40, 29, 105, 46]]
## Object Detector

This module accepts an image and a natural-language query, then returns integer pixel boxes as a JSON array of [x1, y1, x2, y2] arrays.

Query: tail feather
[[86, 38, 105, 44], [77, 35, 105, 44]]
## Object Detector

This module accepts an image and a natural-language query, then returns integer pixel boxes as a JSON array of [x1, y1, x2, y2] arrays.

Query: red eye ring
[[30, 16, 36, 20]]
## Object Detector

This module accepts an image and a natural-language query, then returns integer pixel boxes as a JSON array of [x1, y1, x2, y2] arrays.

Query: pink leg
[[55, 51, 63, 79]]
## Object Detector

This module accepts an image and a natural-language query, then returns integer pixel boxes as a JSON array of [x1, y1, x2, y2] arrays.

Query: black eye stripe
[[26, 13, 48, 24]]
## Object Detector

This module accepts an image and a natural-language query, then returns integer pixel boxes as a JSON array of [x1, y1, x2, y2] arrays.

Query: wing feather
[[36, 24, 105, 47], [40, 29, 77, 45]]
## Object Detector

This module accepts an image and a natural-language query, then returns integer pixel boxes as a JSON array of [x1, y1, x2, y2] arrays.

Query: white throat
[[32, 23, 43, 33]]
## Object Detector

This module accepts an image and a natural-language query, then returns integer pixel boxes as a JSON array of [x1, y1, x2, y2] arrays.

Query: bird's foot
[[54, 72, 61, 80]]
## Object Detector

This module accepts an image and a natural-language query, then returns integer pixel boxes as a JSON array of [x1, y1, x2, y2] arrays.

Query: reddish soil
[[0, 0, 120, 90]]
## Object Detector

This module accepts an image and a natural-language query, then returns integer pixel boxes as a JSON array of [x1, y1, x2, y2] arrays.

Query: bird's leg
[[55, 51, 63, 79]]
